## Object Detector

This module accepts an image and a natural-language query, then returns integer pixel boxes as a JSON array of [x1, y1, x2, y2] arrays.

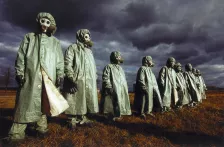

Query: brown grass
[[0, 90, 224, 147]]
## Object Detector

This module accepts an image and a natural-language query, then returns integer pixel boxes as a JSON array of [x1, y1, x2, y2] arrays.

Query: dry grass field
[[0, 90, 223, 147]]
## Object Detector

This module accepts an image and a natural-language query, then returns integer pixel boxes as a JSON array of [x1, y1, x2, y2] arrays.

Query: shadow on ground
[[0, 109, 223, 147], [90, 113, 224, 146]]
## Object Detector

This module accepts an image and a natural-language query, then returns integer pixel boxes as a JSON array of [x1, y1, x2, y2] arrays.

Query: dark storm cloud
[[0, 49, 16, 59], [168, 45, 199, 61], [1, 0, 116, 33], [1, 0, 223, 48], [123, 23, 210, 50], [0, 0, 214, 50], [0, 0, 224, 88], [185, 56, 211, 67], [165, 43, 207, 66], [205, 39, 224, 53], [118, 1, 157, 30]]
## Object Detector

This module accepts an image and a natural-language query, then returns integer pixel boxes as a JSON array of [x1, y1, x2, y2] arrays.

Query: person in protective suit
[[8, 12, 64, 141], [63, 29, 98, 129], [134, 56, 163, 119], [157, 57, 178, 112], [193, 67, 202, 103], [192, 68, 197, 76], [195, 69, 207, 101], [100, 51, 131, 121], [184, 64, 201, 106], [174, 62, 191, 108]]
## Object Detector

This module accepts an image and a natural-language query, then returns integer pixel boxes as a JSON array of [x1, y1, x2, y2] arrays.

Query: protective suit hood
[[196, 69, 201, 76], [175, 62, 182, 72], [142, 56, 154, 67], [166, 57, 175, 64], [185, 63, 192, 71], [175, 62, 181, 67], [110, 51, 124, 64], [36, 12, 57, 35], [192, 68, 197, 75], [166, 57, 176, 68], [75, 29, 93, 48]]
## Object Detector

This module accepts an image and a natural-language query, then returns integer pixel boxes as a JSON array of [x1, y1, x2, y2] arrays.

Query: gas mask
[[166, 57, 176, 68], [177, 65, 182, 72], [83, 33, 93, 48], [110, 51, 124, 65], [148, 60, 154, 67], [116, 55, 124, 64], [39, 18, 51, 33], [185, 63, 192, 72], [192, 68, 197, 75], [196, 69, 201, 76], [175, 62, 182, 72], [142, 56, 154, 67], [84, 34, 91, 42], [36, 12, 57, 35], [76, 29, 94, 48]]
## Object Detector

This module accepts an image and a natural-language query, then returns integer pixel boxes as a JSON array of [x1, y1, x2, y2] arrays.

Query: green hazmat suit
[[63, 29, 99, 116], [175, 63, 191, 106], [9, 12, 64, 140], [184, 64, 201, 103], [101, 51, 131, 118], [134, 56, 163, 115], [157, 57, 178, 109], [196, 69, 207, 100]]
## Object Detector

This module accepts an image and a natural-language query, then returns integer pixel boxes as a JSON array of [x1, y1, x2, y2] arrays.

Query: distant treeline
[[206, 86, 224, 91], [0, 87, 17, 90]]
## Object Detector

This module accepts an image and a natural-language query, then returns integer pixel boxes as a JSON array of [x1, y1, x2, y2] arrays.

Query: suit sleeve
[[102, 65, 112, 89], [56, 40, 64, 78], [176, 75, 181, 89], [137, 67, 146, 90], [173, 70, 177, 89], [64, 45, 75, 81], [158, 67, 166, 88], [183, 72, 190, 90], [15, 34, 29, 77]]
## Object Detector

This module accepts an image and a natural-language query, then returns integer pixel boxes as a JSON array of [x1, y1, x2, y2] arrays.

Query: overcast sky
[[0, 0, 224, 89]]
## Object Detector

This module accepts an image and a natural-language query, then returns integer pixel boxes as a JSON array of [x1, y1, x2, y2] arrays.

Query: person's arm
[[55, 40, 64, 87], [158, 67, 166, 88], [102, 65, 113, 95], [201, 77, 207, 90], [183, 72, 190, 91], [64, 45, 75, 82], [137, 67, 147, 92], [56, 41, 64, 79], [15, 34, 29, 86], [176, 75, 181, 91]]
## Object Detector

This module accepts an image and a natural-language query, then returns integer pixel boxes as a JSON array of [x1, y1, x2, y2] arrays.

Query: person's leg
[[146, 93, 155, 117], [175, 90, 183, 109], [67, 115, 80, 130], [140, 95, 146, 118], [167, 93, 173, 111], [79, 115, 93, 125], [36, 115, 48, 134], [8, 123, 27, 140], [112, 95, 122, 121]]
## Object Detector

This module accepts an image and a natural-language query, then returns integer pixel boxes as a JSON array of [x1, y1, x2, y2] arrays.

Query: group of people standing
[[134, 56, 207, 119], [7, 12, 206, 141]]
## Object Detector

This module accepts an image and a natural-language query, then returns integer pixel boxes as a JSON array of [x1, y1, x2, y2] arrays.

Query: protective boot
[[140, 113, 146, 120], [79, 115, 93, 125], [36, 115, 48, 138], [8, 123, 27, 141], [68, 116, 79, 130], [147, 112, 155, 118]]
